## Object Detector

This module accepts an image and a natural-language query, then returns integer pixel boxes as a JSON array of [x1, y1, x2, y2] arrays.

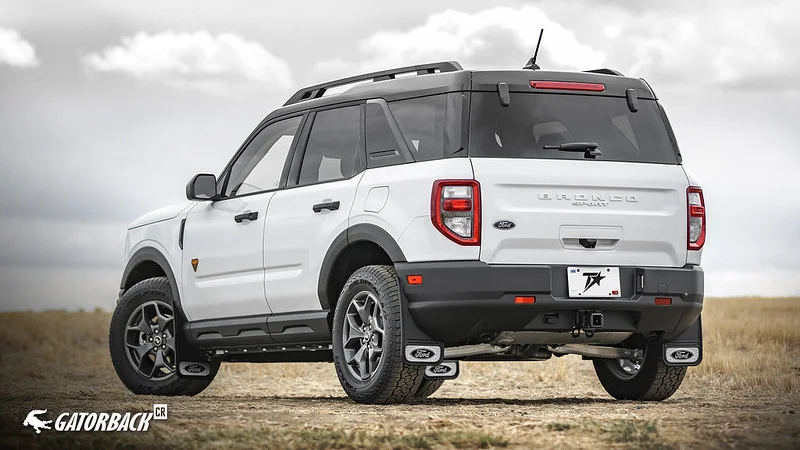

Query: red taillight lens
[[443, 199, 472, 211], [515, 296, 536, 304], [655, 297, 672, 306], [530, 81, 605, 92], [687, 186, 706, 250], [431, 180, 481, 246]]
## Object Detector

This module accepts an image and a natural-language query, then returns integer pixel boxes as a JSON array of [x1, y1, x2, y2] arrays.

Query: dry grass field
[[0, 297, 798, 449]]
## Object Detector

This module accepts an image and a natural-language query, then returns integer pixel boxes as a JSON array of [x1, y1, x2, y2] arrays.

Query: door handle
[[312, 201, 340, 213], [234, 211, 258, 223]]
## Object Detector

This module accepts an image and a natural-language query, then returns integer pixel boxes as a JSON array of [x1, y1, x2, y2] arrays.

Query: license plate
[[567, 267, 621, 298]]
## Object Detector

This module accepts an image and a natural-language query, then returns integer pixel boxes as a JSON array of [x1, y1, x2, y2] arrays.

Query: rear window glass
[[469, 93, 678, 164], [388, 93, 464, 162]]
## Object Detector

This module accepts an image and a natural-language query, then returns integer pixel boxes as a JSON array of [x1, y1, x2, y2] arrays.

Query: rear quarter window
[[388, 93, 465, 162]]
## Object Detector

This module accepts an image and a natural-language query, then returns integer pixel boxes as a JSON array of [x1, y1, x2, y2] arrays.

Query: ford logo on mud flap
[[412, 348, 434, 360], [493, 220, 515, 230], [670, 350, 694, 360], [185, 364, 205, 373], [430, 365, 451, 374]]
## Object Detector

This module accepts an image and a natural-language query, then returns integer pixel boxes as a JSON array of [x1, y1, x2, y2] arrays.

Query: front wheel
[[593, 342, 686, 401], [109, 277, 218, 396], [332, 265, 425, 404]]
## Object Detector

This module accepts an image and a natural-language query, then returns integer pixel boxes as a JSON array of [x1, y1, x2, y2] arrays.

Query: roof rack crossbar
[[284, 61, 463, 106], [584, 68, 624, 76]]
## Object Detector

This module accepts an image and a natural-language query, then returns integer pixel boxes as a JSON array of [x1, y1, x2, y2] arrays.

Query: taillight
[[431, 180, 481, 245], [687, 186, 705, 250]]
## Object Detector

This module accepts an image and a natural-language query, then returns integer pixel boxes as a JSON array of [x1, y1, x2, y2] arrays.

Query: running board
[[548, 344, 643, 361]]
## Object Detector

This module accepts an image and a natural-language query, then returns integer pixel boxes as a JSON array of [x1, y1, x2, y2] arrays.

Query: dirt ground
[[0, 297, 798, 449]]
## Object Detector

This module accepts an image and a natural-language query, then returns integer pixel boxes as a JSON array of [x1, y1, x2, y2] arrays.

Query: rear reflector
[[514, 296, 536, 304], [406, 275, 423, 285], [530, 81, 605, 92], [655, 297, 672, 306]]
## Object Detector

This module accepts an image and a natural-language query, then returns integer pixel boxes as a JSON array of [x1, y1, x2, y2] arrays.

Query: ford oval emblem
[[670, 350, 694, 360], [493, 220, 516, 230], [430, 365, 451, 374], [412, 348, 434, 359]]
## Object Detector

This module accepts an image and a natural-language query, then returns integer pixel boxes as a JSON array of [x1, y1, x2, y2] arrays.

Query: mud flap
[[399, 290, 443, 365], [424, 361, 459, 379], [176, 318, 215, 379], [663, 315, 702, 366]]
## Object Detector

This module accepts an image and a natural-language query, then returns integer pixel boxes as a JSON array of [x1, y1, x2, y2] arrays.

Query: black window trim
[[216, 111, 310, 201], [285, 100, 367, 190]]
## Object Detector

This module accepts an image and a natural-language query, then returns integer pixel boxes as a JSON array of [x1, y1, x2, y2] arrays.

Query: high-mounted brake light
[[431, 180, 481, 246], [687, 187, 706, 250], [530, 81, 605, 92]]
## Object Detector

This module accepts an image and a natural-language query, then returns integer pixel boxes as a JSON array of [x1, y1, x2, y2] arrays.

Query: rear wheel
[[109, 277, 218, 396], [332, 265, 425, 404], [593, 342, 686, 401], [412, 379, 445, 401]]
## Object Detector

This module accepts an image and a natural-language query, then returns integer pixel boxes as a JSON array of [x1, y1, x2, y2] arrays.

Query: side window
[[365, 103, 409, 168], [388, 93, 463, 162], [298, 106, 362, 186], [225, 116, 303, 196]]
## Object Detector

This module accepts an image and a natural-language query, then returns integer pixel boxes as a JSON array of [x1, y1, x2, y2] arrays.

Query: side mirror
[[186, 174, 218, 201]]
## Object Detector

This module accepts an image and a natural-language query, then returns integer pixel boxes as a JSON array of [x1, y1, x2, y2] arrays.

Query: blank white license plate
[[567, 267, 621, 298]]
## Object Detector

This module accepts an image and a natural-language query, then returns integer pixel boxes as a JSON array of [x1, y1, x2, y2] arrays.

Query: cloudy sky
[[1, 0, 798, 311]]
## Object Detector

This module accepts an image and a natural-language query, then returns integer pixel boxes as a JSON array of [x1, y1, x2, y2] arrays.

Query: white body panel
[[263, 175, 362, 314], [181, 194, 275, 321], [472, 158, 690, 267], [350, 159, 479, 262]]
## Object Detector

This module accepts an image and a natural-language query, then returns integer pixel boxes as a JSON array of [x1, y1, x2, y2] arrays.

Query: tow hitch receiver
[[573, 311, 604, 337]]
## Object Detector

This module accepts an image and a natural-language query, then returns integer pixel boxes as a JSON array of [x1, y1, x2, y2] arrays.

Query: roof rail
[[584, 68, 624, 76], [283, 61, 463, 106]]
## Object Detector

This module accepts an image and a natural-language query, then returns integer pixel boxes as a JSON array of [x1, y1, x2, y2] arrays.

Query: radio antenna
[[523, 29, 544, 70]]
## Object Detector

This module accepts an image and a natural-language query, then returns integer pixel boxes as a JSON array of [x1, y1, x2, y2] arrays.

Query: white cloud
[[314, 6, 603, 78], [82, 31, 292, 95], [0, 28, 40, 68]]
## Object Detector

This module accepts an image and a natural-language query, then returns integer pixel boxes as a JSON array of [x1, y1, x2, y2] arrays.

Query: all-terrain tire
[[110, 277, 218, 396], [332, 265, 425, 404], [593, 342, 686, 401], [412, 379, 445, 401]]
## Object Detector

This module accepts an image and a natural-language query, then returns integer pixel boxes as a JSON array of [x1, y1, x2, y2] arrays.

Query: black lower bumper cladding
[[395, 261, 703, 345]]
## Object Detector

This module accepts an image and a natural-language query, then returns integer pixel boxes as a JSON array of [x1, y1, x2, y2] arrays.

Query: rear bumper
[[395, 262, 703, 345]]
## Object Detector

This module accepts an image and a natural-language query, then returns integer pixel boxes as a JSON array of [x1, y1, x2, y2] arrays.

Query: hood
[[128, 202, 195, 229]]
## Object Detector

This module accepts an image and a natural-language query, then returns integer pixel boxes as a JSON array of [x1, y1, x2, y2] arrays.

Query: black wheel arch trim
[[120, 247, 187, 323], [317, 223, 406, 310]]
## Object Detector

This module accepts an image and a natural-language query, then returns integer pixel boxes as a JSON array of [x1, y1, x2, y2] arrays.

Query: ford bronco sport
[[110, 61, 705, 404]]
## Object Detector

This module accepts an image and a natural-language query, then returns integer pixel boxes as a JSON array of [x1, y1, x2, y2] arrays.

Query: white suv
[[110, 61, 706, 404]]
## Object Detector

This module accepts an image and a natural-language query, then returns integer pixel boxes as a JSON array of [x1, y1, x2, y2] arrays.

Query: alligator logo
[[23, 409, 52, 434]]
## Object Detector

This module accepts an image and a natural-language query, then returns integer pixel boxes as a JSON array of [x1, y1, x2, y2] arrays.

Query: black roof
[[263, 61, 656, 123]]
